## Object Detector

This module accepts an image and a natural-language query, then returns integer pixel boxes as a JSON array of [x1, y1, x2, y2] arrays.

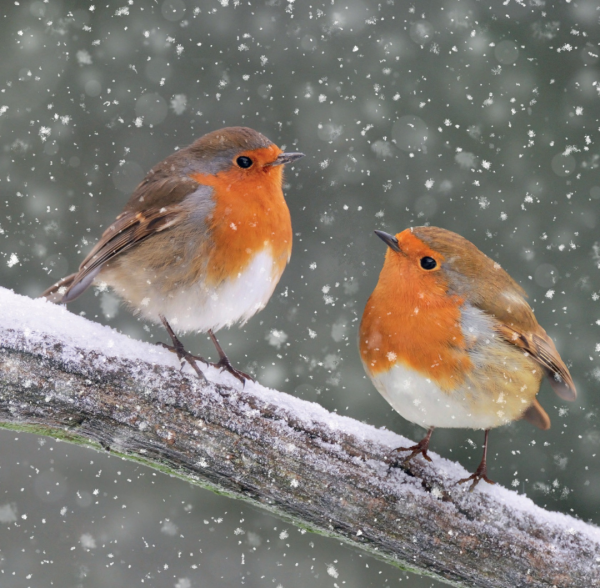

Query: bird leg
[[457, 429, 496, 492], [208, 329, 255, 385], [157, 315, 208, 383], [388, 426, 434, 470]]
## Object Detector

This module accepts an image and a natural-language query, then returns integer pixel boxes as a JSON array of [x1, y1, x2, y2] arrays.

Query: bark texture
[[1, 300, 599, 588]]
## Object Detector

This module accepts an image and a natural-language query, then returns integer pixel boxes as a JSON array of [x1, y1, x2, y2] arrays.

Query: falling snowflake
[[171, 94, 187, 115]]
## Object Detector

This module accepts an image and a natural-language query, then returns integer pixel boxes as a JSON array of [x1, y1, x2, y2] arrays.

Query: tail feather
[[522, 398, 551, 430], [39, 273, 77, 304]]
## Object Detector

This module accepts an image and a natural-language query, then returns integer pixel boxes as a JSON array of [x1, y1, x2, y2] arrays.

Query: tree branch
[[0, 287, 598, 588]]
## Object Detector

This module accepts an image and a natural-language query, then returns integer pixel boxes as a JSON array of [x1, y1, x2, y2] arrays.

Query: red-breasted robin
[[42, 127, 304, 383], [359, 227, 576, 490]]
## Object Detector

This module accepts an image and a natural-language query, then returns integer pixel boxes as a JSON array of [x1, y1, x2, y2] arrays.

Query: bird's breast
[[359, 289, 471, 392], [189, 174, 292, 287]]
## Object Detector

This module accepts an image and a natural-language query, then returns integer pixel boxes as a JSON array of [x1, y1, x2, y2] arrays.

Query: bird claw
[[386, 443, 432, 473], [457, 465, 496, 492], [158, 315, 208, 383], [386, 428, 434, 473], [157, 341, 208, 384], [211, 357, 255, 386]]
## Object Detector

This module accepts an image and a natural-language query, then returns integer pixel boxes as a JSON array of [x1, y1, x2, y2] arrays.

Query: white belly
[[107, 249, 282, 334], [369, 363, 507, 430]]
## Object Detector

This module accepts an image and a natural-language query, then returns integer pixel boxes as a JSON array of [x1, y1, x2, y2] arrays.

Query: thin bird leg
[[388, 426, 435, 471], [157, 315, 208, 383], [457, 429, 496, 492], [208, 329, 255, 385]]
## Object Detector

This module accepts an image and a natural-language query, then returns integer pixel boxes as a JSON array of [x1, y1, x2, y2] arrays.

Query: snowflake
[[327, 564, 339, 579], [171, 94, 187, 115], [266, 329, 288, 349], [76, 50, 92, 65], [39, 126, 51, 142]]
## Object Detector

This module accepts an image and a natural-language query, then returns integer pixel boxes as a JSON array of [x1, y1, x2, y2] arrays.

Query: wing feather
[[60, 206, 186, 303], [496, 323, 576, 401]]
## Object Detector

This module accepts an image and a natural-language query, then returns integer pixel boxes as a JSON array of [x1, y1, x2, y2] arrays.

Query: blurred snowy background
[[1, 0, 599, 586]]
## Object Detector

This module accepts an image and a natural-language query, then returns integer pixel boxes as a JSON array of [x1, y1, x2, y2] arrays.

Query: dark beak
[[374, 230, 402, 253], [268, 152, 305, 166]]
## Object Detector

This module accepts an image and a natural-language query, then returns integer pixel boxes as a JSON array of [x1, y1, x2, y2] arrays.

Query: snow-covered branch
[[0, 287, 598, 588]]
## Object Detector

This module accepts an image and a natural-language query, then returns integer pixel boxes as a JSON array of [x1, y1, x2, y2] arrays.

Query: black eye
[[420, 256, 437, 270], [236, 156, 253, 169]]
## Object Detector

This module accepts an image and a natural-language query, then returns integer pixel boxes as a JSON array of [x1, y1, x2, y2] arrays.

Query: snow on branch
[[0, 287, 598, 588]]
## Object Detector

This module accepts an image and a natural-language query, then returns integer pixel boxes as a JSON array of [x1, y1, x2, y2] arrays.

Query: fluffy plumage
[[42, 127, 303, 383], [360, 226, 575, 432]]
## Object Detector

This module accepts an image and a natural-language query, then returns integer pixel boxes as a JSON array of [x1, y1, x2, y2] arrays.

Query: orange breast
[[359, 254, 473, 393], [190, 149, 292, 286]]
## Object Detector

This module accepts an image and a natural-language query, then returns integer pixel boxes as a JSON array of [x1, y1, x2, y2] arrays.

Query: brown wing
[[497, 322, 576, 401], [41, 172, 202, 303], [59, 206, 187, 303]]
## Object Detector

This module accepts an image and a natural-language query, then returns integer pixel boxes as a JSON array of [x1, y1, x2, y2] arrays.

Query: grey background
[[1, 0, 599, 586]]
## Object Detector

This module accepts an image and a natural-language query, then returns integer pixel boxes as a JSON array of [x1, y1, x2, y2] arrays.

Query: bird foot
[[386, 437, 433, 472], [457, 462, 496, 492], [158, 340, 208, 383], [211, 356, 255, 385], [158, 315, 208, 383]]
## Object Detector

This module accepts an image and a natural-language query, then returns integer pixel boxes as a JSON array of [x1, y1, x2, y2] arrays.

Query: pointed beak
[[374, 230, 402, 253], [268, 152, 305, 166]]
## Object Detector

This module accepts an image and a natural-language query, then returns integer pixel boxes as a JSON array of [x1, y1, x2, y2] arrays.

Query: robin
[[359, 227, 576, 490], [42, 127, 304, 384]]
